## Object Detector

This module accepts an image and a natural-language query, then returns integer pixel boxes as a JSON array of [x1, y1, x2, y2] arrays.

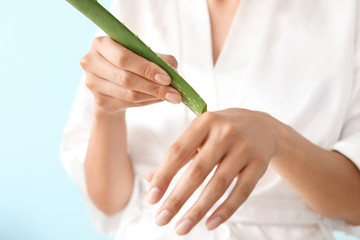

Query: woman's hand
[[146, 108, 288, 235], [80, 36, 182, 115]]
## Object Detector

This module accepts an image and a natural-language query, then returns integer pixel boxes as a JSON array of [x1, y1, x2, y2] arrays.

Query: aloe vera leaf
[[66, 0, 207, 115]]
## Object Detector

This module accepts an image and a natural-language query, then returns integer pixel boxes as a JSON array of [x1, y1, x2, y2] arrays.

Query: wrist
[[94, 104, 126, 121], [273, 121, 293, 162]]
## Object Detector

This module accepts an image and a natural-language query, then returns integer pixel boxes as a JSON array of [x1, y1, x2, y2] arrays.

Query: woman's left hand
[[146, 108, 288, 235]]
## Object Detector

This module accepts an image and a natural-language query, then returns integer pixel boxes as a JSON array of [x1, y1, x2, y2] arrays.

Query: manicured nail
[[147, 187, 161, 204], [175, 219, 193, 235], [165, 92, 182, 104], [155, 73, 171, 85], [206, 216, 222, 230], [155, 210, 172, 226]]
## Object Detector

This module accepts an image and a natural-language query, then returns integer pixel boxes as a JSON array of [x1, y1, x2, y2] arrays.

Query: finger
[[82, 53, 182, 104], [173, 148, 247, 235], [146, 168, 158, 183], [147, 115, 212, 205], [111, 70, 181, 104], [145, 148, 199, 185], [189, 148, 200, 160], [154, 134, 229, 227], [96, 37, 173, 85], [205, 165, 260, 231], [85, 73, 159, 103], [146, 148, 199, 184]]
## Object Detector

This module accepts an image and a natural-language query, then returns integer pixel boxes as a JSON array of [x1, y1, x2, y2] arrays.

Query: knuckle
[[92, 36, 102, 47], [187, 163, 206, 180], [238, 183, 253, 198], [152, 174, 171, 190], [150, 85, 162, 97], [240, 138, 251, 153], [201, 111, 218, 124], [143, 64, 154, 79], [189, 206, 206, 221], [220, 123, 237, 140], [118, 71, 131, 88], [192, 111, 217, 127], [95, 95, 106, 107], [259, 111, 272, 119], [125, 90, 137, 102], [167, 143, 183, 160], [253, 161, 267, 174], [84, 76, 95, 90], [221, 203, 237, 218], [211, 176, 229, 193], [117, 51, 129, 68], [165, 196, 183, 211], [96, 36, 105, 42], [80, 55, 90, 69]]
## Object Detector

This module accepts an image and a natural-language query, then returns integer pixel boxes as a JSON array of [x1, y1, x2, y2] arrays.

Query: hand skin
[[81, 36, 182, 215], [147, 108, 360, 235]]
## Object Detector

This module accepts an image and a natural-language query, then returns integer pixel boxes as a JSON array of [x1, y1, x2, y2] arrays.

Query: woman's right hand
[[80, 36, 182, 115]]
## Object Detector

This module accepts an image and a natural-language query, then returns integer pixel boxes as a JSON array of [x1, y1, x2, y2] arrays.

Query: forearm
[[85, 107, 134, 216], [271, 126, 360, 225]]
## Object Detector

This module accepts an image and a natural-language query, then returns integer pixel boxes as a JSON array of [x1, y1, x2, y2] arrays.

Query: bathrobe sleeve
[[332, 3, 360, 171], [60, 72, 152, 236], [331, 5, 360, 236], [60, 0, 145, 236]]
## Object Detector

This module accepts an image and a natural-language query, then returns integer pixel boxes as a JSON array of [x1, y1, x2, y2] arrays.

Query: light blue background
[[0, 0, 111, 239], [0, 1, 358, 240]]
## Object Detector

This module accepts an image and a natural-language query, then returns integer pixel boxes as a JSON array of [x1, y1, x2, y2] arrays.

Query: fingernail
[[155, 73, 171, 85], [206, 216, 222, 230], [155, 210, 172, 226], [165, 92, 182, 104], [147, 187, 161, 204], [175, 219, 193, 235]]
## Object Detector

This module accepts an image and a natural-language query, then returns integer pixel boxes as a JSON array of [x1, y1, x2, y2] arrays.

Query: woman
[[61, 0, 360, 239]]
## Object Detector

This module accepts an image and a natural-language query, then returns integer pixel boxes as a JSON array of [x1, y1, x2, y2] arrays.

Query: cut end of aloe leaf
[[197, 104, 207, 115], [188, 103, 207, 116], [181, 95, 207, 116]]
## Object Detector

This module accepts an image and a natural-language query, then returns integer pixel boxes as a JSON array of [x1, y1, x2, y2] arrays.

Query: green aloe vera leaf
[[66, 0, 207, 115]]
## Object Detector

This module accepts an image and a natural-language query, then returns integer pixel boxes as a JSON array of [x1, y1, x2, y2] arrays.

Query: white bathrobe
[[61, 0, 360, 239]]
